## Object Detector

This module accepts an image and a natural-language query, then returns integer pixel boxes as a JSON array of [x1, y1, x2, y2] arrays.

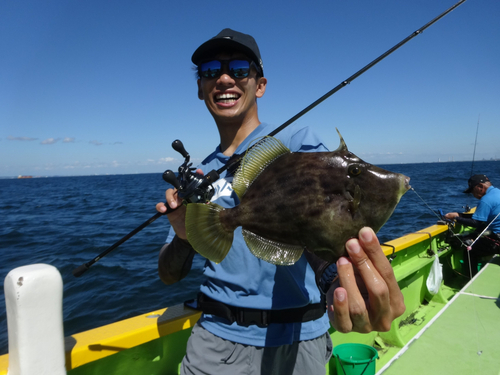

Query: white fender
[[4, 264, 66, 375]]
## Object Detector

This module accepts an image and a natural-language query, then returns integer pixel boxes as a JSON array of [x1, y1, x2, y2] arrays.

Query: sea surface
[[1, 160, 499, 355]]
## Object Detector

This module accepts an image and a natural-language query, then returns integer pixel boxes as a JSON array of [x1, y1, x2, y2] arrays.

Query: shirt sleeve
[[472, 200, 491, 222], [287, 126, 330, 153]]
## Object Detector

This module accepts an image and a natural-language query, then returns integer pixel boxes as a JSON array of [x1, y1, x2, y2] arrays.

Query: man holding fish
[[156, 29, 406, 375]]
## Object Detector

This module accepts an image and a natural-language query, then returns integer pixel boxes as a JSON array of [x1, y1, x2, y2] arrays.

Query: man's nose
[[217, 70, 235, 84]]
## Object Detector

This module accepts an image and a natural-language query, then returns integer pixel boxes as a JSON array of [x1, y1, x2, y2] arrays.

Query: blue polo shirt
[[167, 122, 331, 347], [472, 186, 500, 234]]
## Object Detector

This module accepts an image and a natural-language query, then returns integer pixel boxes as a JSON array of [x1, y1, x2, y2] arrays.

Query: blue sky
[[1, 0, 499, 177]]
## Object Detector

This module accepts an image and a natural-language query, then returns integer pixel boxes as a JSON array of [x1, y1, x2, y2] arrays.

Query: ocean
[[1, 160, 499, 355]]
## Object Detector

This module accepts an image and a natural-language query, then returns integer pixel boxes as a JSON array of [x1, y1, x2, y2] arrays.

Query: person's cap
[[463, 174, 490, 193], [191, 28, 264, 76]]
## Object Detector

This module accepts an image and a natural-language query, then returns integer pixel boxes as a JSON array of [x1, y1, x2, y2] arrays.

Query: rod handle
[[72, 263, 90, 278]]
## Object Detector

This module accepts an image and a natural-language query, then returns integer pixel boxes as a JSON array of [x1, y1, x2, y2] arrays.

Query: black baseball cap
[[191, 28, 264, 76], [463, 174, 490, 193]]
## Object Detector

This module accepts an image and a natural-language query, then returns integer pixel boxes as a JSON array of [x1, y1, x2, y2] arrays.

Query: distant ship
[[17, 175, 33, 179]]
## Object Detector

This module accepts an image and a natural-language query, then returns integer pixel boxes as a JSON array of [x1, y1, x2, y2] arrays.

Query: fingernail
[[338, 257, 349, 265], [335, 288, 345, 302], [346, 239, 361, 254], [360, 227, 373, 242]]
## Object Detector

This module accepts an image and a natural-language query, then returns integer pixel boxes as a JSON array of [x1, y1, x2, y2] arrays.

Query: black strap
[[197, 293, 326, 328]]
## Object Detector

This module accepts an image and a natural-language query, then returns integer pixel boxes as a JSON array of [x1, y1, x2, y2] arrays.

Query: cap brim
[[463, 187, 473, 194]]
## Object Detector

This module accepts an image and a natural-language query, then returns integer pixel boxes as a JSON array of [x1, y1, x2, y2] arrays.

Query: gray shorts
[[180, 322, 333, 375]]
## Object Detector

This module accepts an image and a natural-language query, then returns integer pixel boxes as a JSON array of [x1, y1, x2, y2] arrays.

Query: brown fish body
[[220, 150, 409, 263], [186, 133, 410, 265]]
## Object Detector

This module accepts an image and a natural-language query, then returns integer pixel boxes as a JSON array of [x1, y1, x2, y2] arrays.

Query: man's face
[[472, 183, 487, 199], [196, 52, 266, 124]]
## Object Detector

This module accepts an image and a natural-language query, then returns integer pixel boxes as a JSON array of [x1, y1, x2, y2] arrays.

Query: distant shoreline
[[1, 159, 498, 179]]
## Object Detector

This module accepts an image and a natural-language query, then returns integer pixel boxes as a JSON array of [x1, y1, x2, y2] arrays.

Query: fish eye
[[348, 165, 361, 176]]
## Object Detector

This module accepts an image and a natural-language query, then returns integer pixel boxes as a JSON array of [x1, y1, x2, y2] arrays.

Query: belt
[[195, 293, 326, 328]]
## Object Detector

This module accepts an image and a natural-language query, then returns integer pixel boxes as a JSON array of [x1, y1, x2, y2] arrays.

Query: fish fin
[[242, 229, 304, 266], [232, 137, 290, 199], [186, 203, 233, 264]]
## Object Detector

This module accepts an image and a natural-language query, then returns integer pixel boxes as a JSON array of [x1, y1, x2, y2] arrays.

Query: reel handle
[[172, 139, 189, 159], [162, 170, 181, 190]]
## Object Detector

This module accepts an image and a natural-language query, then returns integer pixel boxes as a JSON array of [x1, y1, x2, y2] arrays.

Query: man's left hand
[[326, 227, 406, 333]]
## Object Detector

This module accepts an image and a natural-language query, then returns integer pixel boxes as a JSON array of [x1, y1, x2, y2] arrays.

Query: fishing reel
[[162, 140, 219, 206]]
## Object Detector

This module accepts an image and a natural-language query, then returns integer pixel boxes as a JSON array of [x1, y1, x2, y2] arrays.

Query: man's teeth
[[216, 93, 239, 102]]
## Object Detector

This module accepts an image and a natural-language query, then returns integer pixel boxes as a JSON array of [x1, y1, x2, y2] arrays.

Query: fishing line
[[409, 188, 444, 222], [409, 188, 469, 248]]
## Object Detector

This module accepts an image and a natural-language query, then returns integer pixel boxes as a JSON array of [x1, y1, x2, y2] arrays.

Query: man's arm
[[158, 235, 196, 285], [445, 212, 487, 230], [455, 215, 487, 229], [157, 186, 195, 285]]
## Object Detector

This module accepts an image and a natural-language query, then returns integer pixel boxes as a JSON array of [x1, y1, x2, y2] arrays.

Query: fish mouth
[[403, 176, 411, 192], [347, 184, 362, 216]]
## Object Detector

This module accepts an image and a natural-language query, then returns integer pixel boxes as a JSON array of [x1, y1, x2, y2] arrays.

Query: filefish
[[186, 130, 410, 265]]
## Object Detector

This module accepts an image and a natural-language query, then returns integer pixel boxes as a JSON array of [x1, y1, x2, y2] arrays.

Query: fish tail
[[186, 203, 233, 263]]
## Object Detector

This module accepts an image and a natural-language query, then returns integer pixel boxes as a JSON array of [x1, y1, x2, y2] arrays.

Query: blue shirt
[[167, 122, 331, 347], [472, 186, 500, 234]]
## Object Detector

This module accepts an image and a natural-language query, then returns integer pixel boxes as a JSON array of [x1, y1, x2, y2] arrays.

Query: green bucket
[[333, 343, 378, 375]]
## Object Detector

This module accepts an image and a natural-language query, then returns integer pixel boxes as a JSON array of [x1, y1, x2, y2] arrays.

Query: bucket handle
[[335, 354, 375, 375]]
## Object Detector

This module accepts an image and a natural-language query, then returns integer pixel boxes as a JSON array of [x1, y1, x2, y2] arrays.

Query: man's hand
[[156, 169, 204, 240], [326, 227, 405, 333], [156, 188, 187, 239], [444, 212, 459, 220]]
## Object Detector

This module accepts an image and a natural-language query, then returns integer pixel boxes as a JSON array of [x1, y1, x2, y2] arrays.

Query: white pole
[[4, 264, 66, 375]]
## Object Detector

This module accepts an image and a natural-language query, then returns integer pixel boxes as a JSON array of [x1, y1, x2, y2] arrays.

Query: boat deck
[[379, 256, 500, 375]]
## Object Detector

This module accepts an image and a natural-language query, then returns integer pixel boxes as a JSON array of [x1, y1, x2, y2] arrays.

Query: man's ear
[[255, 77, 267, 99], [197, 79, 204, 100]]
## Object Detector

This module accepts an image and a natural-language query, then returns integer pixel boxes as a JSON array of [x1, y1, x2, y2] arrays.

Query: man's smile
[[215, 92, 241, 104]]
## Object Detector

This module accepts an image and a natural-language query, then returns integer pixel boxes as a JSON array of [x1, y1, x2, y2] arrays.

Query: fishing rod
[[463, 114, 481, 212], [470, 114, 480, 177], [73, 0, 467, 277], [465, 212, 500, 252]]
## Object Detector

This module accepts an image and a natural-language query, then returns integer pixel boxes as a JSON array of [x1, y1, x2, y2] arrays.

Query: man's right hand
[[156, 188, 188, 239], [444, 212, 459, 220]]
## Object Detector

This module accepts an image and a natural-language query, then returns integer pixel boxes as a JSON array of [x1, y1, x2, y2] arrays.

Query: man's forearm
[[456, 215, 486, 229], [158, 235, 196, 285]]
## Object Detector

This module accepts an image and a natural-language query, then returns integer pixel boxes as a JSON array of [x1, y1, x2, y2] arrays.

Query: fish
[[185, 130, 410, 265]]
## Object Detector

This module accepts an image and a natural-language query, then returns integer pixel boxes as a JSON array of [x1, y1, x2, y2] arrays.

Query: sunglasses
[[199, 59, 261, 79]]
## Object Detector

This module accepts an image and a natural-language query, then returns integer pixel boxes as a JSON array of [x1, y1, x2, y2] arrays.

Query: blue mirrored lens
[[228, 60, 250, 78], [200, 60, 222, 78]]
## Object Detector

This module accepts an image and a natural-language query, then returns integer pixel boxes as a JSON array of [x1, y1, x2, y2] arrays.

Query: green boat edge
[[0, 219, 489, 374]]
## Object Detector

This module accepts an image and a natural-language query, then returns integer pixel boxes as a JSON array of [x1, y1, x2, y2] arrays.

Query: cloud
[[8, 136, 38, 141], [112, 141, 123, 145], [159, 157, 175, 163], [89, 140, 103, 146], [41, 138, 60, 145], [63, 137, 75, 143]]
